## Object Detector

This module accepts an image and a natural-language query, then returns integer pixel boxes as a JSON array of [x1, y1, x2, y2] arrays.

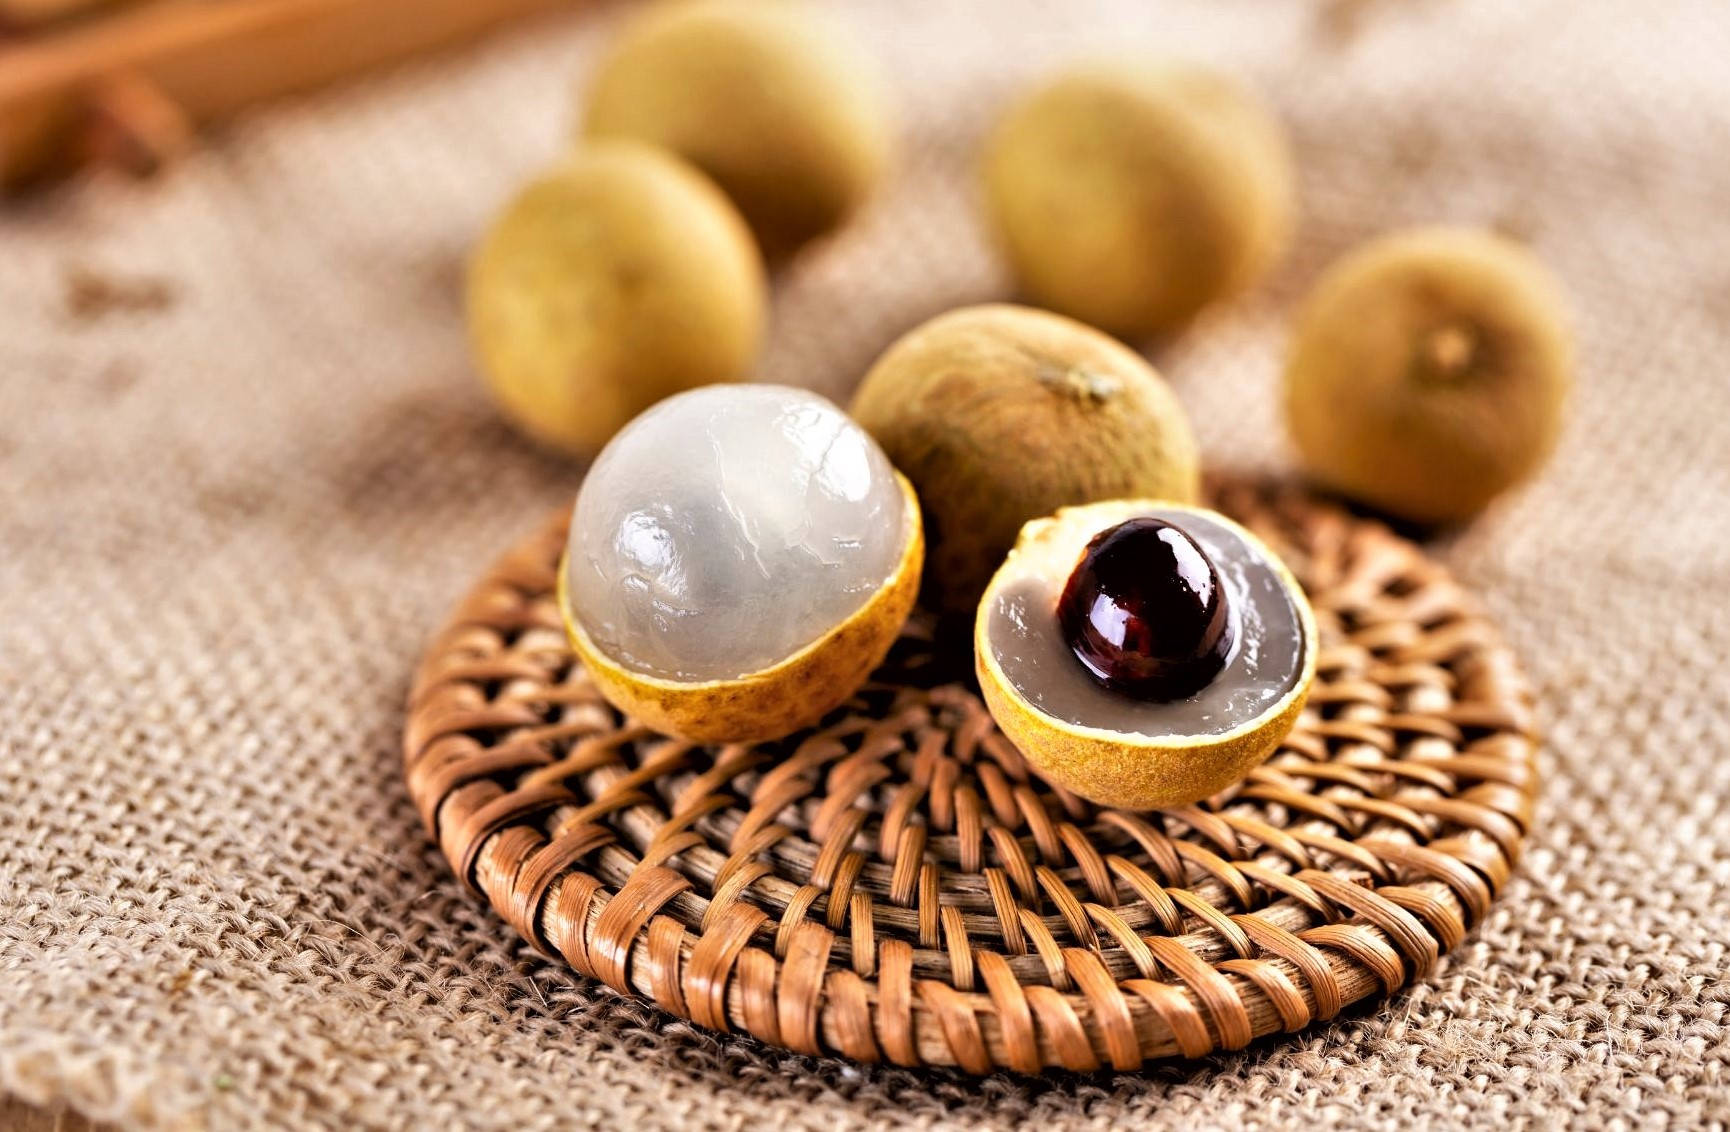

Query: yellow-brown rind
[[559, 473, 923, 744], [466, 140, 767, 457], [582, 0, 890, 258], [975, 500, 1317, 810], [983, 62, 1294, 340], [850, 303, 1200, 615], [1284, 225, 1573, 524]]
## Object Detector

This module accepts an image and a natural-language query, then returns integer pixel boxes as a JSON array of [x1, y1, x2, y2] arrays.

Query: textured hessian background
[[2, 1, 1728, 1128]]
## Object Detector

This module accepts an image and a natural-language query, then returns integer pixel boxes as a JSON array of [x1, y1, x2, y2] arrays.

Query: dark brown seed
[[1056, 517, 1234, 701]]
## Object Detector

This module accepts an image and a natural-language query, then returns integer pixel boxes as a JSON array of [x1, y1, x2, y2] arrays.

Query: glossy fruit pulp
[[1056, 517, 1235, 701]]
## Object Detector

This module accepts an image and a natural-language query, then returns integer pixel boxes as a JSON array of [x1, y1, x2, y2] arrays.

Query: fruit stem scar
[[1418, 324, 1478, 383], [1034, 360, 1121, 403]]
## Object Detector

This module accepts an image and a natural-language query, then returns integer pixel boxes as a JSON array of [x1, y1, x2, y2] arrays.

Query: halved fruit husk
[[975, 499, 1317, 810], [559, 472, 923, 744]]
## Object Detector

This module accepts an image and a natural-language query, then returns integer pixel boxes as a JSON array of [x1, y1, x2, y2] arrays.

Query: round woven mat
[[402, 478, 1538, 1073]]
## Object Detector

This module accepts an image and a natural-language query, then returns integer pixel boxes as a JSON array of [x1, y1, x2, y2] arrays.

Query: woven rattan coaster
[[402, 478, 1537, 1073]]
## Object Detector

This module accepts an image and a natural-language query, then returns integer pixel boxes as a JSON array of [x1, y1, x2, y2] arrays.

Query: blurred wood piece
[[0, 0, 128, 31], [84, 67, 195, 173], [0, 0, 584, 190]]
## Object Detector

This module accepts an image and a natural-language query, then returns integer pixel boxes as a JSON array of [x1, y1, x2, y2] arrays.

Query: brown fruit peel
[[850, 304, 1201, 615], [466, 141, 767, 458], [982, 64, 1294, 339], [1284, 226, 1573, 524], [581, 0, 891, 257]]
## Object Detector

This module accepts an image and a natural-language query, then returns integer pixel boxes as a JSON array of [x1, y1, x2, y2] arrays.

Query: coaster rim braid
[[402, 477, 1539, 1073]]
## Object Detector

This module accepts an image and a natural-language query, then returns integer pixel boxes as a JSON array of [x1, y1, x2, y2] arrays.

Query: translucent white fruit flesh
[[567, 384, 908, 682]]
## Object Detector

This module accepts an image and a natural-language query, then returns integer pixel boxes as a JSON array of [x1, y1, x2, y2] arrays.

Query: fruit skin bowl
[[402, 476, 1538, 1074], [974, 499, 1320, 812]]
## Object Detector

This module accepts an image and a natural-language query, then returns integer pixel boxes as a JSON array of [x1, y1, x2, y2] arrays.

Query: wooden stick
[[85, 66, 195, 174], [0, 0, 128, 30], [0, 0, 583, 189]]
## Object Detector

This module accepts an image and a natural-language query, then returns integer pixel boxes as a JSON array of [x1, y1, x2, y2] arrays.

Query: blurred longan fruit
[[581, 0, 892, 258], [850, 303, 1200, 615], [466, 140, 767, 456], [983, 62, 1294, 340], [1283, 226, 1573, 525]]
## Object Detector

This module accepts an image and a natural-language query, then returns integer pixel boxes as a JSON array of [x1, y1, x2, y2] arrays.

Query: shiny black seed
[[1056, 517, 1234, 701]]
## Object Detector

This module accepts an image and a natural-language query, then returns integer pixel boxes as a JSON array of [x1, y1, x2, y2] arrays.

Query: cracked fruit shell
[[976, 499, 1316, 810]]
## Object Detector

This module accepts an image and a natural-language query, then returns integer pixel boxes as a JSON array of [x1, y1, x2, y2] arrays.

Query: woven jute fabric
[[2, 0, 1727, 1128]]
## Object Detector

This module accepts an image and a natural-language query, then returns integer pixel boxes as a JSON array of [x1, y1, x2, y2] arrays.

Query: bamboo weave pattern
[[403, 479, 1537, 1072]]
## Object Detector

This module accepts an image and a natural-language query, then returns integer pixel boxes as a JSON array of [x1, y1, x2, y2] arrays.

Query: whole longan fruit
[[1284, 226, 1573, 525], [466, 141, 766, 456], [983, 63, 1294, 340], [850, 304, 1200, 615], [581, 0, 891, 258]]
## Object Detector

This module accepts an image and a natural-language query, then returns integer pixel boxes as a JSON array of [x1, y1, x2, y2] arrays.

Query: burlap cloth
[[4, 0, 1728, 1128]]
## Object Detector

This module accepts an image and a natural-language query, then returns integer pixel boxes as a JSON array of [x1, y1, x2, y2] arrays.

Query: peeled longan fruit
[[850, 304, 1200, 616], [984, 62, 1294, 341], [466, 141, 766, 456], [1284, 226, 1573, 525], [581, 0, 891, 258], [559, 384, 922, 743]]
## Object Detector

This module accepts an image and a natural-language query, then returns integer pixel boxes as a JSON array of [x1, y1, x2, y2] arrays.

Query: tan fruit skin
[[850, 303, 1200, 615], [559, 474, 923, 745], [466, 140, 766, 457], [975, 501, 1317, 811], [1284, 226, 1573, 525], [984, 63, 1294, 340], [582, 0, 890, 258]]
